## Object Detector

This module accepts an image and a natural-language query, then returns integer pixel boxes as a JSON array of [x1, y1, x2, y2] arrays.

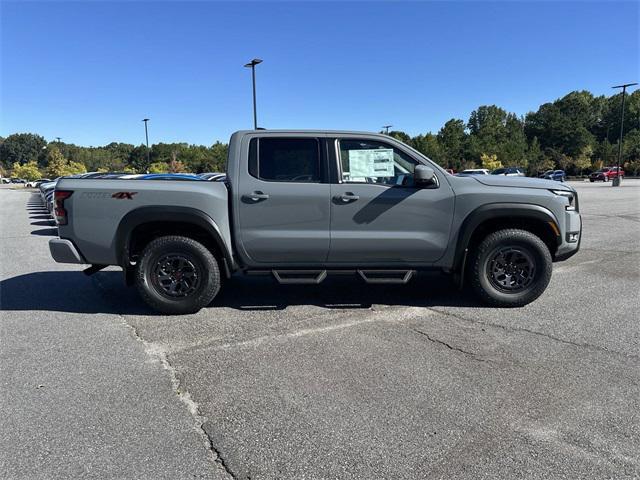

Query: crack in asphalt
[[201, 423, 246, 480], [129, 323, 238, 480], [425, 306, 640, 361], [91, 274, 237, 480], [408, 326, 490, 362], [201, 424, 241, 480]]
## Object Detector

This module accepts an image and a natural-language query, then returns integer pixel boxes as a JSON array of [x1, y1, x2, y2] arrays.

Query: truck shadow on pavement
[[0, 270, 482, 315]]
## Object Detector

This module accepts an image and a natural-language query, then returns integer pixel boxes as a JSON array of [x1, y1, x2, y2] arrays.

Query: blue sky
[[1, 1, 638, 146]]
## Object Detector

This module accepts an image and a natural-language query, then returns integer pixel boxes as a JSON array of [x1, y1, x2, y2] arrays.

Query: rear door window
[[249, 137, 321, 183]]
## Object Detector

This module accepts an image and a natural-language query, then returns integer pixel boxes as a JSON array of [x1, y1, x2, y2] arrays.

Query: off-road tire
[[470, 229, 552, 307], [135, 235, 220, 314]]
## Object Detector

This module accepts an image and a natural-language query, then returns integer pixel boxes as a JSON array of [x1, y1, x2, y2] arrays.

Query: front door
[[328, 137, 454, 264], [236, 136, 330, 264]]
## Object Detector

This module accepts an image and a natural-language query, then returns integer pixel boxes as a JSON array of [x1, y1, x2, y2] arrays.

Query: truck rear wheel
[[135, 235, 220, 314], [470, 229, 552, 307]]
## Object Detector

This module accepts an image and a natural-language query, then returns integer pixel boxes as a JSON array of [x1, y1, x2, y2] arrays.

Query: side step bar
[[358, 270, 415, 284], [272, 270, 327, 284], [256, 269, 416, 285]]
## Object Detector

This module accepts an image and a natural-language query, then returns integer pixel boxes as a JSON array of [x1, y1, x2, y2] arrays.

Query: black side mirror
[[414, 165, 437, 187]]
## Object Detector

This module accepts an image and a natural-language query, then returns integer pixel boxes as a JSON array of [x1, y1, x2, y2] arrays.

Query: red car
[[589, 166, 624, 182]]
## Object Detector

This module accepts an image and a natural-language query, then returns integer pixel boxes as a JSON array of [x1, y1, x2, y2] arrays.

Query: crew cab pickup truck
[[49, 130, 582, 314]]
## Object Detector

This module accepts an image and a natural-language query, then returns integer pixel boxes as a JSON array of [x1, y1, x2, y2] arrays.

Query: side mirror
[[414, 165, 437, 187]]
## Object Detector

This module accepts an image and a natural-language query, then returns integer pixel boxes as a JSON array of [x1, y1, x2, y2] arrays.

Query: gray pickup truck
[[49, 130, 581, 314]]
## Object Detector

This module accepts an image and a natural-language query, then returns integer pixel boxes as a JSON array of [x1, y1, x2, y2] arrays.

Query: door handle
[[337, 192, 359, 203], [243, 191, 270, 202]]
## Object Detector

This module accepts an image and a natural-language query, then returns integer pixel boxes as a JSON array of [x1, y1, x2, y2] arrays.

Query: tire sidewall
[[472, 230, 552, 307], [136, 236, 220, 314]]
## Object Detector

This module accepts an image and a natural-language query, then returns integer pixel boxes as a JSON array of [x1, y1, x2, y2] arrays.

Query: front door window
[[338, 139, 418, 186]]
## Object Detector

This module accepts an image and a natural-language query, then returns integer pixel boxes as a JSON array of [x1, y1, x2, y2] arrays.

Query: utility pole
[[382, 125, 392, 135], [142, 118, 150, 173], [611, 82, 638, 186], [244, 59, 263, 129]]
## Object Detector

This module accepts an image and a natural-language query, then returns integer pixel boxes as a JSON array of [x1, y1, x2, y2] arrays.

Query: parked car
[[49, 130, 581, 314], [491, 167, 526, 177], [1, 177, 11, 184], [26, 178, 52, 188], [540, 170, 566, 182], [457, 169, 490, 176], [136, 173, 203, 181], [198, 172, 227, 181], [11, 178, 27, 183], [590, 166, 624, 182]]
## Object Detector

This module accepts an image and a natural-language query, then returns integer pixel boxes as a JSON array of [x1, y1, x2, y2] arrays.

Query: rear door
[[235, 135, 331, 264], [327, 136, 455, 264]]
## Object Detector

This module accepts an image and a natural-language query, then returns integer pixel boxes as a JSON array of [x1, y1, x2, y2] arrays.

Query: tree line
[[1, 89, 639, 181]]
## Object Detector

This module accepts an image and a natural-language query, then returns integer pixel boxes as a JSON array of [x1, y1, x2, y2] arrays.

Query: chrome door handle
[[337, 193, 359, 203], [243, 191, 270, 202]]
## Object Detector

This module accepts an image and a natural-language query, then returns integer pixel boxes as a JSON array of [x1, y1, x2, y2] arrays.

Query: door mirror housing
[[414, 165, 437, 187]]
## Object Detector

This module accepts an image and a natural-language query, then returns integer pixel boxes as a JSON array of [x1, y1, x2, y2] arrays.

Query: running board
[[358, 269, 415, 284], [272, 270, 327, 284]]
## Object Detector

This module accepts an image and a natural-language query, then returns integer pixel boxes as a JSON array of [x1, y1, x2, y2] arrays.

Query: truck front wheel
[[470, 229, 552, 307], [135, 235, 221, 314]]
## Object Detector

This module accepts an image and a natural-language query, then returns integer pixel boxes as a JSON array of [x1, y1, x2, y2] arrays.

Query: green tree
[[413, 133, 444, 166], [499, 114, 528, 167], [148, 162, 169, 173], [0, 133, 47, 168], [437, 119, 468, 170], [45, 146, 86, 177], [388, 131, 412, 145], [467, 106, 530, 167], [571, 145, 593, 175], [199, 141, 228, 173], [525, 91, 596, 159], [481, 153, 502, 171], [12, 161, 42, 181], [168, 159, 188, 173], [623, 130, 640, 162], [526, 137, 544, 175], [129, 145, 151, 172]]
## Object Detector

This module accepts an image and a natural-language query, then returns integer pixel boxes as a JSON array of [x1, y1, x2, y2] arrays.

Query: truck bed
[[54, 178, 232, 266]]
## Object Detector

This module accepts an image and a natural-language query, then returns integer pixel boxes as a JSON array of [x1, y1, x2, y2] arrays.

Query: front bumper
[[555, 209, 582, 261], [49, 238, 86, 264]]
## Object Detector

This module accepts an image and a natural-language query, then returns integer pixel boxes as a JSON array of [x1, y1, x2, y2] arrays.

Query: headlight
[[550, 189, 575, 211]]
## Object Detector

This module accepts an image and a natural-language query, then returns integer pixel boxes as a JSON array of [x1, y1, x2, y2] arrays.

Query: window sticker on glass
[[348, 149, 395, 178]]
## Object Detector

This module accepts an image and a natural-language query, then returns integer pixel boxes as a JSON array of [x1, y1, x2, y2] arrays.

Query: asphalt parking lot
[[1, 180, 639, 479]]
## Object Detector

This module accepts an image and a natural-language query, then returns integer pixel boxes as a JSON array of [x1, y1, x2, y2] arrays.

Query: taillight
[[54, 190, 73, 225]]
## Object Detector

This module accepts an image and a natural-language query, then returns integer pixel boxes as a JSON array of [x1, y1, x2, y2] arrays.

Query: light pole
[[244, 58, 263, 129], [382, 125, 392, 135], [142, 118, 150, 172], [611, 82, 638, 186]]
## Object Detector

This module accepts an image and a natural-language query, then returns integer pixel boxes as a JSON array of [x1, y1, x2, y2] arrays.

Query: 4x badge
[[111, 192, 138, 200]]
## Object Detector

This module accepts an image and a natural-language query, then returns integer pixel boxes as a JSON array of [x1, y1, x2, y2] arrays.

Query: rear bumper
[[49, 238, 86, 264]]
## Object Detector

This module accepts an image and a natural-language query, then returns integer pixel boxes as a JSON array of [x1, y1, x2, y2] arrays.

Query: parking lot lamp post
[[382, 125, 392, 135], [142, 118, 150, 173], [611, 82, 638, 186], [244, 59, 262, 129]]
